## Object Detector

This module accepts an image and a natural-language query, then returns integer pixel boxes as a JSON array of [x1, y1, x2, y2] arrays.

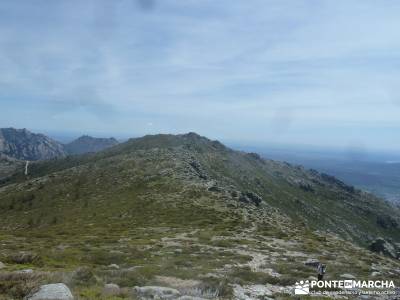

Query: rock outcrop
[[376, 215, 398, 229], [65, 135, 118, 155], [25, 283, 73, 300], [0, 128, 66, 160], [102, 283, 121, 297], [133, 286, 181, 299], [369, 238, 399, 259], [0, 129, 120, 162], [239, 191, 263, 206]]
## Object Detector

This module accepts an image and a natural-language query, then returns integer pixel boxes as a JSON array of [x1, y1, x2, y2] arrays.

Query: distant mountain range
[[243, 145, 400, 203], [64, 135, 119, 155], [0, 128, 66, 160], [0, 128, 119, 161]]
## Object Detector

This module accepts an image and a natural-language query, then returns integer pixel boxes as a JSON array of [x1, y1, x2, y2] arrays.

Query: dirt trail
[[24, 161, 29, 175]]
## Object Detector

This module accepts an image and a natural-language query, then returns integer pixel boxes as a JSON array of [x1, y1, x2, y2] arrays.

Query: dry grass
[[0, 271, 47, 299]]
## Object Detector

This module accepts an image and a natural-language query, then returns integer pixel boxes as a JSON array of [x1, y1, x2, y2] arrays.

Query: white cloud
[[1, 0, 400, 150]]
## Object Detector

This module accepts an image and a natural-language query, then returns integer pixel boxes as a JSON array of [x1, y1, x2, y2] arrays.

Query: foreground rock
[[232, 284, 290, 300], [25, 283, 73, 300], [239, 191, 263, 206], [340, 273, 356, 279], [233, 284, 273, 299], [369, 238, 399, 259], [133, 286, 180, 299], [102, 283, 120, 296], [107, 263, 120, 269]]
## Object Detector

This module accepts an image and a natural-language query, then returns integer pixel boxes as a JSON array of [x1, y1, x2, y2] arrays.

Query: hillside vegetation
[[0, 133, 399, 299]]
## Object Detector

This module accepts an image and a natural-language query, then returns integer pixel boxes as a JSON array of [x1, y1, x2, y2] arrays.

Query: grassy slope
[[0, 133, 399, 299], [2, 133, 400, 244]]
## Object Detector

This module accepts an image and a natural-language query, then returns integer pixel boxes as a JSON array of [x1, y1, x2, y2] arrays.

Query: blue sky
[[1, 0, 400, 151]]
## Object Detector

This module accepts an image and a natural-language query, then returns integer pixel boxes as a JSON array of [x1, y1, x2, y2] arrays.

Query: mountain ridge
[[0, 127, 119, 160], [1, 131, 400, 299], [0, 127, 67, 160], [2, 131, 399, 246], [64, 135, 119, 155]]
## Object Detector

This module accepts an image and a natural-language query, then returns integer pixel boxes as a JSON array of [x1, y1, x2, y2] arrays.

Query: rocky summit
[[0, 128, 119, 161], [0, 132, 399, 299], [65, 135, 119, 155], [0, 128, 66, 161]]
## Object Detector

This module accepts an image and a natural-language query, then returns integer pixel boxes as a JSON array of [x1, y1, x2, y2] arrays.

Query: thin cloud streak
[[0, 0, 400, 151]]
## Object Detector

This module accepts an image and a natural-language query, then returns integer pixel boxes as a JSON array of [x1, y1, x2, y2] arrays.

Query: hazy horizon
[[7, 126, 398, 163], [2, 1, 400, 152]]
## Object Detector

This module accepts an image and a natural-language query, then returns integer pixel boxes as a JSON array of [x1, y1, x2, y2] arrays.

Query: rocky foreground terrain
[[0, 133, 399, 299]]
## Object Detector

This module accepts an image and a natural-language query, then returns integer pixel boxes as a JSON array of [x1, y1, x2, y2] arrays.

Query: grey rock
[[376, 215, 398, 229], [102, 283, 120, 296], [340, 273, 356, 279], [19, 269, 34, 274], [299, 182, 314, 192], [371, 264, 381, 271], [25, 283, 73, 300], [189, 160, 207, 180], [292, 178, 315, 192], [230, 190, 239, 198], [0, 261, 5, 269], [207, 185, 221, 192], [0, 128, 66, 160], [243, 191, 263, 206], [133, 286, 180, 299], [238, 191, 263, 206], [108, 263, 120, 269], [369, 238, 398, 259], [320, 173, 355, 193], [10, 251, 40, 264]]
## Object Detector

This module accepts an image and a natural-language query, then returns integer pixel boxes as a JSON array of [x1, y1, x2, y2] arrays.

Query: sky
[[1, 0, 400, 151]]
